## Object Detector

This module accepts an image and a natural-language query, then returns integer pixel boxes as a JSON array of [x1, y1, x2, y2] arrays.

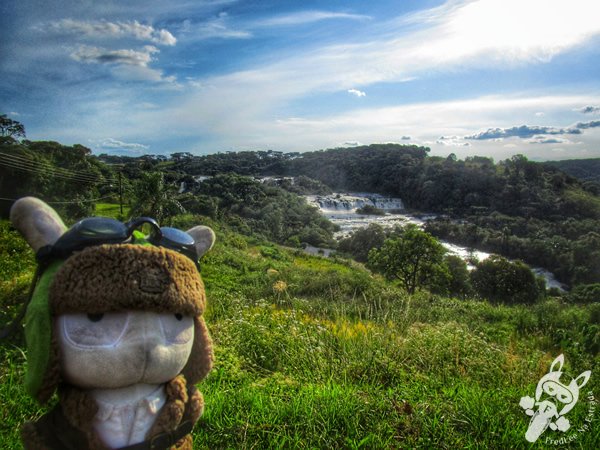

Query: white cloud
[[528, 137, 571, 145], [44, 19, 176, 46], [172, 0, 600, 124], [179, 13, 251, 40], [347, 89, 366, 97], [437, 136, 471, 147], [71, 45, 159, 66], [578, 106, 600, 114], [258, 11, 371, 27], [71, 45, 177, 83], [96, 138, 149, 152]]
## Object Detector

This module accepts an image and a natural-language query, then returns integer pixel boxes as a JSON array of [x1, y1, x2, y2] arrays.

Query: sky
[[1, 0, 600, 161]]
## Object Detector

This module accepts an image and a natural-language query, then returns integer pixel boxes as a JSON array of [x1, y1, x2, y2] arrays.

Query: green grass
[[94, 202, 131, 219], [1, 218, 599, 448]]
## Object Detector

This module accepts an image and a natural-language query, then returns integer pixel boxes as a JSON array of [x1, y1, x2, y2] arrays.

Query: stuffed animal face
[[57, 311, 195, 388]]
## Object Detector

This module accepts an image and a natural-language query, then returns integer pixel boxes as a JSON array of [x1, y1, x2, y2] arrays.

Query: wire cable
[[0, 158, 114, 186], [0, 152, 103, 182], [0, 152, 116, 184]]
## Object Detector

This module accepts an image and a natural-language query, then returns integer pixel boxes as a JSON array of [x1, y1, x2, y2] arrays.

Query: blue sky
[[1, 0, 599, 160]]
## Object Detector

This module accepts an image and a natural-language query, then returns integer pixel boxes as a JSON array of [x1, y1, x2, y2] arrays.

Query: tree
[[368, 224, 448, 294], [470, 256, 541, 304], [445, 254, 473, 298], [338, 223, 387, 262], [0, 114, 25, 139], [130, 172, 184, 224]]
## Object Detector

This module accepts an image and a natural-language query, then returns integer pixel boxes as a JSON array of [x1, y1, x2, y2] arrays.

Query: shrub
[[470, 256, 541, 304]]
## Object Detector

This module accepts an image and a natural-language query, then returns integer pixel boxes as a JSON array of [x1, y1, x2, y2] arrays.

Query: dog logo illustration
[[519, 354, 591, 442]]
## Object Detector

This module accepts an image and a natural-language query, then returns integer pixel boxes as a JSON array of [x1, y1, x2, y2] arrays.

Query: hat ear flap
[[187, 226, 216, 259], [24, 261, 64, 403], [35, 331, 61, 404], [181, 316, 213, 385]]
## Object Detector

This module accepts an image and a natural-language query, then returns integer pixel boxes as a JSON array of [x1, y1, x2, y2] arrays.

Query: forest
[[2, 114, 600, 293], [1, 115, 600, 448]]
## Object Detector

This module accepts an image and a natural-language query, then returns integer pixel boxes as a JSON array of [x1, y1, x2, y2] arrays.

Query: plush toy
[[10, 197, 215, 450]]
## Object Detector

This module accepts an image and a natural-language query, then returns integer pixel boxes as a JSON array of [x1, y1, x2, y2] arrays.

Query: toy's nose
[[127, 311, 167, 348], [126, 311, 194, 348]]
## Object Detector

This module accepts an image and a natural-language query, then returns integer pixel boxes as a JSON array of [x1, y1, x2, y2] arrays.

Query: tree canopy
[[368, 224, 448, 294]]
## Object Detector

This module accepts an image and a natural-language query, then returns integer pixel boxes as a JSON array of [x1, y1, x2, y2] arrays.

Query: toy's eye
[[159, 313, 193, 344], [60, 313, 129, 347], [558, 392, 571, 403], [87, 313, 104, 322], [544, 383, 557, 395]]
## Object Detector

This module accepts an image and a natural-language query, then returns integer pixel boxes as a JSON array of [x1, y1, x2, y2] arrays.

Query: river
[[306, 193, 566, 291]]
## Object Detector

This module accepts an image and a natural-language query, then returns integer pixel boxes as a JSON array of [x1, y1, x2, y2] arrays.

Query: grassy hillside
[[1, 214, 599, 449]]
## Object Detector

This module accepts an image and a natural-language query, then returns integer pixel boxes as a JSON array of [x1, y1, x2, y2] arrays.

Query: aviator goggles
[[36, 216, 199, 269], [1, 217, 200, 340]]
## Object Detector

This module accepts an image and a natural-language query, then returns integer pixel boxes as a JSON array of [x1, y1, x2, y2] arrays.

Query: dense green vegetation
[[0, 133, 335, 248], [547, 158, 600, 184], [367, 224, 449, 295], [112, 143, 600, 289], [339, 223, 545, 302], [1, 215, 599, 448], [0, 137, 114, 218], [4, 119, 600, 290], [1, 116, 599, 447]]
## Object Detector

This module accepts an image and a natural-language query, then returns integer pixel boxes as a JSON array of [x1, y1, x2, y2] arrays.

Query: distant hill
[[545, 158, 600, 183]]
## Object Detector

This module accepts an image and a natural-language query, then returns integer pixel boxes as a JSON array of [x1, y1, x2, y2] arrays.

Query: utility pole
[[118, 170, 123, 216]]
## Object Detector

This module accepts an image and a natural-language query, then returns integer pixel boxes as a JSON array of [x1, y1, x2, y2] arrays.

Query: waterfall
[[307, 193, 404, 212]]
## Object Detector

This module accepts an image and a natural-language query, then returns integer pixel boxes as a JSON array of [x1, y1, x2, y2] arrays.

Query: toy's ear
[[549, 354, 564, 373], [574, 370, 591, 390], [187, 225, 216, 259], [10, 197, 67, 252]]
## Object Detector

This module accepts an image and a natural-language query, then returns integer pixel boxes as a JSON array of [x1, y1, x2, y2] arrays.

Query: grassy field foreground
[[1, 216, 599, 448]]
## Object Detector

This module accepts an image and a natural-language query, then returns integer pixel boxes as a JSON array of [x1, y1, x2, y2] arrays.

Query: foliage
[[470, 256, 542, 304], [133, 143, 600, 289], [262, 175, 332, 195], [368, 224, 449, 294], [192, 173, 336, 247], [546, 158, 600, 183], [0, 137, 113, 220], [426, 213, 600, 286], [355, 204, 385, 215], [130, 171, 184, 224], [444, 254, 473, 298], [2, 218, 600, 448], [566, 284, 600, 304], [338, 223, 387, 263], [0, 115, 25, 139], [0, 221, 35, 282]]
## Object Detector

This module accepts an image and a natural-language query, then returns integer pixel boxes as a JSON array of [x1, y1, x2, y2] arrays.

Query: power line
[[0, 194, 116, 204], [0, 151, 106, 181], [0, 156, 114, 186], [0, 151, 116, 184], [0, 155, 111, 184], [0, 159, 112, 186], [0, 152, 103, 182]]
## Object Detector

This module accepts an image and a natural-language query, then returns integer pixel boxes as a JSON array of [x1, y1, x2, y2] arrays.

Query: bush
[[470, 256, 541, 304], [567, 283, 600, 304]]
